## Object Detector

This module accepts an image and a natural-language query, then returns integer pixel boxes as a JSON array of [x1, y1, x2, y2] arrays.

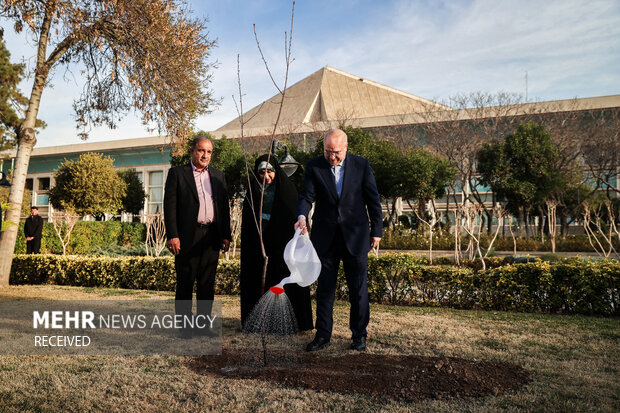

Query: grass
[[0, 285, 618, 412]]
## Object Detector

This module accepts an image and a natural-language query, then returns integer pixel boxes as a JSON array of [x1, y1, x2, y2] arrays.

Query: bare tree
[[460, 202, 486, 269], [545, 199, 560, 253], [582, 201, 619, 258], [227, 198, 243, 259], [51, 211, 79, 255], [145, 212, 166, 257], [421, 92, 526, 234], [485, 203, 508, 259], [506, 213, 518, 255], [580, 108, 620, 196], [410, 200, 441, 265], [231, 2, 297, 365]]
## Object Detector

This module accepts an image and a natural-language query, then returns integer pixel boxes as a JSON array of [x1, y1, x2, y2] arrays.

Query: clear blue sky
[[2, 0, 619, 147]]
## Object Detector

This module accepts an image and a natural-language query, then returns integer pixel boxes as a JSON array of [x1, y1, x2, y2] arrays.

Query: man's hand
[[371, 237, 381, 250], [167, 237, 181, 255], [294, 216, 307, 235], [221, 239, 230, 252], [26, 237, 33, 241]]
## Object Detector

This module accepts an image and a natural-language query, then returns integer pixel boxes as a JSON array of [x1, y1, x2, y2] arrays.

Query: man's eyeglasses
[[324, 149, 343, 156]]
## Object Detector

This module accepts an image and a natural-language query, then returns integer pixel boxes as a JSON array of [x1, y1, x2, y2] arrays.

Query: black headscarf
[[242, 154, 298, 250]]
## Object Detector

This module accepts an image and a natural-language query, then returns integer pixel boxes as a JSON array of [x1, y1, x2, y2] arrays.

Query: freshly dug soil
[[188, 350, 530, 402]]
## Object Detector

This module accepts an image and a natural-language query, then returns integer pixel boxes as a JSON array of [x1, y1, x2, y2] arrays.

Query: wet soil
[[188, 350, 531, 402]]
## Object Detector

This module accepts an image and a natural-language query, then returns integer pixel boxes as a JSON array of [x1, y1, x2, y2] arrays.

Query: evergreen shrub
[[10, 253, 618, 315], [10, 255, 239, 294], [14, 221, 146, 255], [337, 254, 619, 315]]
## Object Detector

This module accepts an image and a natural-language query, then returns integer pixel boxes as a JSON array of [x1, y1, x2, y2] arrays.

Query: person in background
[[24, 206, 43, 254]]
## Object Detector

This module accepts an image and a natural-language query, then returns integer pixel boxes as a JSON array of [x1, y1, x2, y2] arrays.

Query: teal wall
[[27, 146, 173, 173]]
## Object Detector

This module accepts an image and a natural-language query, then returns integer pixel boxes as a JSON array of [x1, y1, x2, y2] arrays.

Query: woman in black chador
[[240, 154, 313, 331]]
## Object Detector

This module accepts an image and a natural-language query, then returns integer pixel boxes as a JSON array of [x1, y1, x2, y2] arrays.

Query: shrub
[[10, 255, 240, 295], [13, 221, 146, 255], [10, 253, 618, 316], [339, 254, 618, 315]]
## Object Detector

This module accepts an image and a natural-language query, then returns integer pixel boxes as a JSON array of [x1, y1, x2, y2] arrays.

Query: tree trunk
[[517, 207, 525, 238], [383, 199, 392, 232], [538, 205, 545, 243], [0, 132, 37, 286], [0, 21, 51, 286], [560, 213, 569, 239], [524, 209, 531, 238], [485, 209, 493, 234]]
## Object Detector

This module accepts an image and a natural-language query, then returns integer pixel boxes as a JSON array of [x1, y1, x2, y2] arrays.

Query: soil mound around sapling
[[188, 350, 531, 402]]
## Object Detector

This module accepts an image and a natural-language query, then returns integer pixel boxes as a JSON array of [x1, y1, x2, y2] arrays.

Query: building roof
[[214, 66, 449, 139], [345, 94, 620, 129], [1, 135, 170, 159], [0, 136, 173, 174]]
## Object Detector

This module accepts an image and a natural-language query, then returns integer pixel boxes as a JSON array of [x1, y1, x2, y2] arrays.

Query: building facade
[[1, 66, 618, 222]]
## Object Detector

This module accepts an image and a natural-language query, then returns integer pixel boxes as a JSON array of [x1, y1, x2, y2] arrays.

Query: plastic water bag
[[277, 228, 321, 288]]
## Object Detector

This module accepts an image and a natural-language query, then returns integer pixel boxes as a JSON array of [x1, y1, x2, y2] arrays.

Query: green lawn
[[0, 285, 618, 412]]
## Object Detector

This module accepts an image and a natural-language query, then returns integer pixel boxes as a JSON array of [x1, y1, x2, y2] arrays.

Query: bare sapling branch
[[145, 212, 167, 257], [51, 211, 80, 256]]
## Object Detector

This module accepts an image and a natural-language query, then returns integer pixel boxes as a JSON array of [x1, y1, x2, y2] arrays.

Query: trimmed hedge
[[354, 255, 618, 315], [10, 254, 619, 315], [10, 255, 239, 295], [14, 221, 146, 255]]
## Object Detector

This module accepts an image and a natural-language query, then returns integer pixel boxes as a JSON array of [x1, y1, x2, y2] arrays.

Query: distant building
[[1, 66, 618, 221], [1, 136, 172, 220]]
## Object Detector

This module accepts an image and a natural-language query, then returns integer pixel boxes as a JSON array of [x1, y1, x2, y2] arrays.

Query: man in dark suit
[[164, 135, 231, 338], [24, 206, 44, 254], [296, 128, 383, 351]]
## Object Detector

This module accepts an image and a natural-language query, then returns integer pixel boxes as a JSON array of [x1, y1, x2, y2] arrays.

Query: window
[[147, 171, 164, 214], [35, 194, 49, 206], [38, 177, 50, 191], [34, 177, 51, 206]]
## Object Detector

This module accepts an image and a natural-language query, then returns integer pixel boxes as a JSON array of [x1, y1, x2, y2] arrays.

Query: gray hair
[[190, 135, 213, 149]]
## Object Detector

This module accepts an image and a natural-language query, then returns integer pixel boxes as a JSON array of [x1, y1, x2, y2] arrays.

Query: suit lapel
[[340, 155, 353, 200], [318, 158, 339, 201], [182, 164, 199, 202]]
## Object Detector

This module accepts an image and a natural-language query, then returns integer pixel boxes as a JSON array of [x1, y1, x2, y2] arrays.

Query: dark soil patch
[[188, 350, 530, 402]]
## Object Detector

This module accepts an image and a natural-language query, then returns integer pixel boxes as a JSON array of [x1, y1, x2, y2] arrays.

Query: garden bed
[[189, 349, 530, 402]]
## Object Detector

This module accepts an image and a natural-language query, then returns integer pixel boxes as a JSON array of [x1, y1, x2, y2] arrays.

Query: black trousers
[[174, 225, 220, 319], [26, 238, 41, 254], [315, 226, 369, 340]]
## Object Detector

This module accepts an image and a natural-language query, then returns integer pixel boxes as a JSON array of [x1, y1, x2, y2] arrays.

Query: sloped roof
[[215, 66, 448, 138]]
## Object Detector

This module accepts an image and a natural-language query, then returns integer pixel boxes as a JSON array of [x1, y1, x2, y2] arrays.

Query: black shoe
[[179, 328, 193, 339], [350, 336, 366, 351], [194, 326, 218, 338], [306, 336, 331, 352]]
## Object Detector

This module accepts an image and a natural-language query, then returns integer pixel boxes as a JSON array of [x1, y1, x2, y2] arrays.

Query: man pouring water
[[295, 128, 383, 351]]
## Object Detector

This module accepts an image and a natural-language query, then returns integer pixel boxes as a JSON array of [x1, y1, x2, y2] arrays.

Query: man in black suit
[[296, 128, 383, 351], [164, 135, 231, 338], [24, 206, 44, 254]]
